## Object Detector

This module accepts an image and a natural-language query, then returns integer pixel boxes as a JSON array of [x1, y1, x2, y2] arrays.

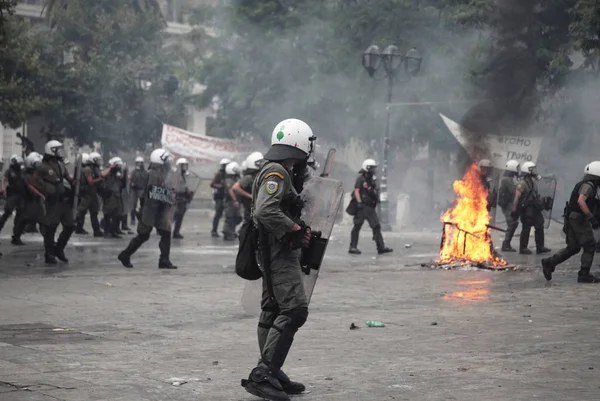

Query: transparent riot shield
[[241, 176, 344, 316], [72, 154, 83, 219], [186, 171, 202, 198], [538, 175, 557, 229]]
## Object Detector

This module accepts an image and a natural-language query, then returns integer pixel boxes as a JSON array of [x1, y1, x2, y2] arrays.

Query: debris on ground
[[349, 323, 359, 330]]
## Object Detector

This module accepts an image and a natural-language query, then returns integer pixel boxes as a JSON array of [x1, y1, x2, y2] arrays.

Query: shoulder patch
[[265, 171, 284, 180], [265, 180, 279, 194]]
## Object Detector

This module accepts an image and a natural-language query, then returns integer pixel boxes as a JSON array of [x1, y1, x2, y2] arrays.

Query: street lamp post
[[362, 45, 422, 231]]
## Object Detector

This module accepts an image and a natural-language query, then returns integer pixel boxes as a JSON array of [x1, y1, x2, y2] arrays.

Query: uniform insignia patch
[[48, 169, 54, 175], [265, 180, 279, 194]]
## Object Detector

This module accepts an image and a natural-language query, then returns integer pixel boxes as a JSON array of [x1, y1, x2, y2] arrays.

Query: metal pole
[[379, 73, 393, 232]]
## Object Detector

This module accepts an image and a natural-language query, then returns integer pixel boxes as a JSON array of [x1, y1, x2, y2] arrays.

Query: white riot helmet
[[240, 160, 248, 172], [220, 158, 231, 165], [264, 118, 316, 161], [44, 140, 64, 158], [584, 161, 600, 178], [150, 148, 172, 165], [362, 158, 377, 171], [225, 161, 240, 175], [478, 159, 492, 168], [505, 159, 520, 173], [135, 156, 144, 163], [245, 151, 264, 171], [9, 154, 24, 167], [90, 152, 102, 166], [176, 157, 189, 171], [25, 152, 43, 169], [81, 153, 90, 165], [521, 161, 537, 176]]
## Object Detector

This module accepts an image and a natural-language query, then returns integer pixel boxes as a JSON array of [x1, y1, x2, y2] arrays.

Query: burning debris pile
[[430, 164, 515, 271]]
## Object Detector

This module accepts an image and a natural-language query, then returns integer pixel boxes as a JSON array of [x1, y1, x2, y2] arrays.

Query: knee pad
[[284, 307, 308, 330]]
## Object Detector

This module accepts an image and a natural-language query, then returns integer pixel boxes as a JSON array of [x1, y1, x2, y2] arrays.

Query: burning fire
[[438, 164, 506, 267]]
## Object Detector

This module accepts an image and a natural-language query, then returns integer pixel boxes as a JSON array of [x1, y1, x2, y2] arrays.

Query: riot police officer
[[129, 156, 147, 226], [478, 159, 498, 211], [232, 152, 264, 224], [0, 155, 26, 244], [118, 148, 177, 269], [542, 162, 600, 283], [223, 161, 242, 241], [38, 140, 75, 265], [241, 119, 313, 401], [348, 159, 393, 255], [499, 160, 520, 252], [76, 152, 105, 237], [118, 161, 133, 234], [173, 158, 192, 239], [101, 157, 124, 238], [210, 158, 231, 237], [12, 152, 45, 245], [511, 161, 551, 255]]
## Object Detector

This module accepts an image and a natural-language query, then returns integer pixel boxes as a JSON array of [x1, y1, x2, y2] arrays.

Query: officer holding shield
[[12, 152, 45, 245], [173, 158, 192, 239], [118, 149, 177, 269], [0, 155, 26, 242], [241, 119, 314, 401], [542, 162, 600, 283], [511, 161, 551, 255], [129, 156, 147, 226]]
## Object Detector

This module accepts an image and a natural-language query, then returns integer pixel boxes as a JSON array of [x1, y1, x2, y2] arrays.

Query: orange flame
[[438, 164, 506, 267]]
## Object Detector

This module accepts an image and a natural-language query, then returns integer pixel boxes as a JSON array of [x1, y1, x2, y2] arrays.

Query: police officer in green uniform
[[499, 160, 520, 252], [348, 159, 393, 255], [223, 161, 242, 241], [129, 156, 147, 226], [12, 152, 45, 245], [101, 157, 125, 238], [542, 162, 600, 283], [0, 155, 26, 244], [76, 152, 105, 237], [241, 119, 315, 401], [118, 148, 177, 269], [210, 158, 230, 237], [172, 157, 192, 239], [38, 140, 75, 265], [232, 152, 264, 225], [511, 161, 551, 255]]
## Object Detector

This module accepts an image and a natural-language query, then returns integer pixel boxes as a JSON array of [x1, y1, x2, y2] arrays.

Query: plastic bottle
[[365, 320, 385, 327]]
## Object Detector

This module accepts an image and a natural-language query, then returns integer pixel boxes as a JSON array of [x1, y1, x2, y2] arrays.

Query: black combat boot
[[537, 247, 551, 255], [519, 248, 533, 255], [277, 370, 305, 395], [45, 254, 57, 265], [501, 241, 516, 252], [54, 227, 74, 263], [578, 269, 600, 283], [158, 258, 178, 269], [211, 230, 220, 238], [541, 258, 555, 281], [242, 367, 290, 401], [11, 236, 24, 246], [348, 248, 362, 254]]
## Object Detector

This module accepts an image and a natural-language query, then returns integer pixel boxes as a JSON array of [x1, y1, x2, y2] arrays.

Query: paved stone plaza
[[0, 216, 599, 401]]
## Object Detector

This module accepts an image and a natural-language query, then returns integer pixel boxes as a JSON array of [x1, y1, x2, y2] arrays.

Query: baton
[[486, 224, 507, 233]]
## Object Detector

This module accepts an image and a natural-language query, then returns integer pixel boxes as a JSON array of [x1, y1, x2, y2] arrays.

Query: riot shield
[[487, 174, 499, 226], [185, 171, 202, 198], [538, 175, 557, 229], [241, 176, 344, 316], [320, 148, 336, 177], [72, 154, 83, 219], [140, 168, 175, 231]]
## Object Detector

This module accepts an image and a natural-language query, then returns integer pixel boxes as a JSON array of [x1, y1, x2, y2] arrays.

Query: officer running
[[210, 158, 230, 237], [12, 152, 45, 245], [542, 162, 600, 283], [173, 157, 192, 239], [223, 161, 242, 241], [38, 140, 75, 265], [0, 155, 27, 245], [511, 161, 551, 255], [348, 159, 393, 255], [118, 148, 177, 269], [232, 152, 264, 225], [498, 160, 520, 252], [241, 118, 314, 401], [129, 156, 147, 226]]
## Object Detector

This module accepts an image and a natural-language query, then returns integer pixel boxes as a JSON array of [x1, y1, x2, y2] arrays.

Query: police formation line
[[479, 158, 600, 283]]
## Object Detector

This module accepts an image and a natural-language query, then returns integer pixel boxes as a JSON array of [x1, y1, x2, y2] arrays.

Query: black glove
[[356, 202, 363, 210], [289, 224, 311, 249], [510, 210, 519, 220], [588, 215, 600, 230]]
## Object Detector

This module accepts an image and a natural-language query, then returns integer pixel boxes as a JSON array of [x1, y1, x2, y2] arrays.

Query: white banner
[[161, 124, 251, 165], [440, 114, 543, 169]]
